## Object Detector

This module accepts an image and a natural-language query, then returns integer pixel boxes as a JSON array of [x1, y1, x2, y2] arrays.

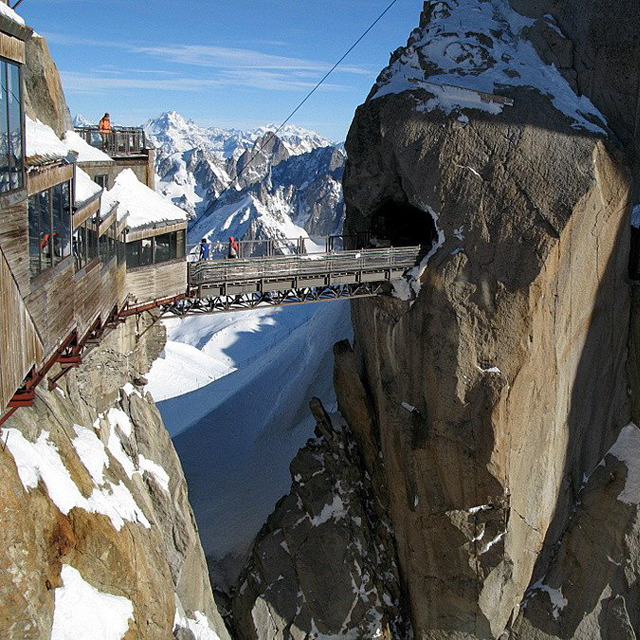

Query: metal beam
[[158, 283, 385, 318]]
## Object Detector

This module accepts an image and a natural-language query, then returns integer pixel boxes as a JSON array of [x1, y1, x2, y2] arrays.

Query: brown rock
[[342, 12, 631, 640]]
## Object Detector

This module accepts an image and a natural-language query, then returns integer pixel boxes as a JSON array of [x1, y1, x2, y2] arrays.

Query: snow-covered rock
[[144, 111, 345, 239], [232, 404, 410, 640]]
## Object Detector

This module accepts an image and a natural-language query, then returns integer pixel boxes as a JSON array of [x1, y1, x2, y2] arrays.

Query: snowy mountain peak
[[371, 0, 607, 133], [73, 113, 94, 127]]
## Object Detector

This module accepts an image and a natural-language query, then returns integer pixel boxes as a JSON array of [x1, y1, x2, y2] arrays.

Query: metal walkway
[[130, 246, 421, 318]]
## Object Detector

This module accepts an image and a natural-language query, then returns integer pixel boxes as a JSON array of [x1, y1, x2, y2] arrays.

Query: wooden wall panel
[[0, 248, 43, 411], [0, 192, 29, 295], [27, 164, 73, 196], [0, 31, 25, 64], [126, 260, 187, 304]]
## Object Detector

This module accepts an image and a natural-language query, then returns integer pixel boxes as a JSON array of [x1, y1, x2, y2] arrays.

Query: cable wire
[[199, 0, 401, 220]]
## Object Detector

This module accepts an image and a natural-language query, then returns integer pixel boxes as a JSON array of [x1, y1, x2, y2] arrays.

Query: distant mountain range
[[142, 111, 346, 247]]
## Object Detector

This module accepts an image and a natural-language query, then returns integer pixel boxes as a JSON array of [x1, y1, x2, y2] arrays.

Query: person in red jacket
[[228, 236, 239, 259]]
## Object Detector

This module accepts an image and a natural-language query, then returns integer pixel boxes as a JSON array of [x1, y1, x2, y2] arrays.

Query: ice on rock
[[371, 0, 607, 133]]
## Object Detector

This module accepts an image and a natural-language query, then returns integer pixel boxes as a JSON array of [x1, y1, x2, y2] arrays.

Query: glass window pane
[[7, 62, 22, 191], [28, 195, 41, 277], [87, 219, 98, 262], [176, 230, 185, 259], [154, 232, 172, 263], [140, 238, 152, 266], [61, 182, 71, 258], [51, 183, 67, 262], [38, 189, 53, 271], [126, 240, 141, 268], [0, 62, 9, 194], [73, 226, 85, 271]]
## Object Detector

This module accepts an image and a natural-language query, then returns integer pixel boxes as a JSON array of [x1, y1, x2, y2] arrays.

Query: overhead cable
[[199, 0, 402, 218]]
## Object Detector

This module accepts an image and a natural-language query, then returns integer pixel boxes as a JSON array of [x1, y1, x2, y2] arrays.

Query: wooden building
[[0, 9, 188, 416]]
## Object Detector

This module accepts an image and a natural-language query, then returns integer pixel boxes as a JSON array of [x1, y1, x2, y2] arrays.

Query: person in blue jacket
[[199, 238, 210, 260]]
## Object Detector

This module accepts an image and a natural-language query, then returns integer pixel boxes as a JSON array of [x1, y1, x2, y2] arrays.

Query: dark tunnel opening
[[370, 198, 438, 252]]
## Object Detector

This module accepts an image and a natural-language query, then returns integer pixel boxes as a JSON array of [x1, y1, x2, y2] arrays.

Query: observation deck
[[73, 126, 148, 158]]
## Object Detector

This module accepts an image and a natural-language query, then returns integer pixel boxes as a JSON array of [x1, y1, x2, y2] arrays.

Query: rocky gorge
[[230, 0, 640, 638], [5, 1, 640, 639]]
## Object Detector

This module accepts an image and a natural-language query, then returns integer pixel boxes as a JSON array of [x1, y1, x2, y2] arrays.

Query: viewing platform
[[73, 125, 148, 158]]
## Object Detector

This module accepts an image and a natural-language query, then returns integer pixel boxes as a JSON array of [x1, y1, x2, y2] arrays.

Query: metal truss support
[[158, 283, 385, 318]]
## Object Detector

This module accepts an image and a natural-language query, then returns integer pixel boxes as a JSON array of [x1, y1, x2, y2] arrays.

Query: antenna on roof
[[12, 0, 26, 10]]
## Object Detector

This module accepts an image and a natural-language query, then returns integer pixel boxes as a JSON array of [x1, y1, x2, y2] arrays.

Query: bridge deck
[[137, 246, 421, 317], [189, 246, 421, 295]]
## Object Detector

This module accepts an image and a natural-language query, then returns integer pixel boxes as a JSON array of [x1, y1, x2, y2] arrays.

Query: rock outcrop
[[231, 401, 410, 639], [0, 315, 230, 640], [338, 1, 634, 638], [511, 424, 640, 639], [23, 34, 73, 137]]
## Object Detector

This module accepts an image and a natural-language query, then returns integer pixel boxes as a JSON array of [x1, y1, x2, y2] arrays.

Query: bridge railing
[[188, 246, 421, 287], [187, 233, 377, 261]]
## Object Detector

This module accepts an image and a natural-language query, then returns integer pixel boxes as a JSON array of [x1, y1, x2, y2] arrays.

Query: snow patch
[[72, 425, 109, 485], [607, 423, 640, 504], [107, 407, 133, 438], [64, 130, 113, 163], [26, 116, 69, 161], [0, 2, 25, 25], [372, 0, 606, 133], [51, 565, 133, 640], [530, 579, 568, 620], [5, 428, 149, 531], [101, 169, 187, 230], [74, 167, 102, 207], [173, 611, 221, 640], [312, 494, 347, 526], [138, 454, 170, 492]]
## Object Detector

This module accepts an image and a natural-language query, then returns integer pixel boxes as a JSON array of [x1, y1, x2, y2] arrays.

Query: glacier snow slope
[[147, 302, 352, 588]]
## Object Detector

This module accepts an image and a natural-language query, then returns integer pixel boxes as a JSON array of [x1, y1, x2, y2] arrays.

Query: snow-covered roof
[[371, 0, 607, 134], [102, 169, 187, 231], [74, 167, 102, 208], [26, 116, 69, 164], [64, 130, 113, 163], [0, 2, 25, 26]]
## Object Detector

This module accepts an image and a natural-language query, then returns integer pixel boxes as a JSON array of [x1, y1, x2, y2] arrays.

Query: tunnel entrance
[[370, 198, 438, 251]]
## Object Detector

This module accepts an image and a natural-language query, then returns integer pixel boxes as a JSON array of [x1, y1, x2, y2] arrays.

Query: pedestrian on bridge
[[199, 237, 210, 261], [228, 236, 239, 259]]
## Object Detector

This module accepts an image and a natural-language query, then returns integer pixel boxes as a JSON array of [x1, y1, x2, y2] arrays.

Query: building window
[[94, 174, 108, 189], [73, 216, 98, 271], [28, 181, 72, 278], [99, 220, 117, 265], [0, 58, 23, 194], [125, 230, 186, 268], [116, 229, 126, 264]]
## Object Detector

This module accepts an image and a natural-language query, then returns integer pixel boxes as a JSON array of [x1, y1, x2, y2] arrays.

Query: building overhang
[[125, 220, 187, 243], [27, 161, 73, 196]]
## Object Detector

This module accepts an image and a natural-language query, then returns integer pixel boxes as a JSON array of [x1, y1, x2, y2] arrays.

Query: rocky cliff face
[[0, 315, 230, 639], [23, 34, 73, 137], [337, 1, 635, 638], [231, 398, 410, 640]]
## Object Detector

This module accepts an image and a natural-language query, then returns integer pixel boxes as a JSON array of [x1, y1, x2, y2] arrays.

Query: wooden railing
[[189, 246, 421, 290], [73, 126, 147, 157]]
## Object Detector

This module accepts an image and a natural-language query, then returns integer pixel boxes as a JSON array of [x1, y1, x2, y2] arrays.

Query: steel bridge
[[123, 245, 421, 318]]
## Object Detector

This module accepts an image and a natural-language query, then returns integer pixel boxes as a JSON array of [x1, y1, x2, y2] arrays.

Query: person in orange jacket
[[98, 113, 112, 149]]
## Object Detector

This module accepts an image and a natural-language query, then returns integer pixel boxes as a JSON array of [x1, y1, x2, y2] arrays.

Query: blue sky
[[19, 0, 422, 141]]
